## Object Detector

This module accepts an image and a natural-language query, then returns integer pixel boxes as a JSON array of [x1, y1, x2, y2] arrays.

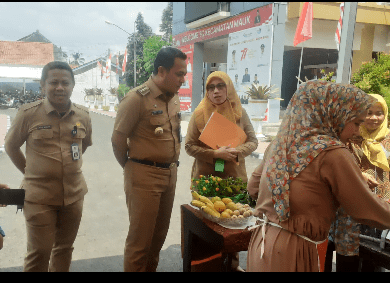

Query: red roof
[[0, 41, 54, 66]]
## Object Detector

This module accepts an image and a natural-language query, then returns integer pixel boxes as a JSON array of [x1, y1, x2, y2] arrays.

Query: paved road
[[0, 108, 262, 272]]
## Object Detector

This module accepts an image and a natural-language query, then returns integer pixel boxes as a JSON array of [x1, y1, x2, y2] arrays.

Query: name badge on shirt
[[71, 143, 80, 161], [37, 125, 52, 130]]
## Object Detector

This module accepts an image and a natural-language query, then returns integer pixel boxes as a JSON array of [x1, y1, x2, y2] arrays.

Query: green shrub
[[351, 52, 390, 121]]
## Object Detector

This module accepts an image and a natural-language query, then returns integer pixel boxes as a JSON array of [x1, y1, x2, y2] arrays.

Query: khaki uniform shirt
[[5, 98, 92, 206], [114, 77, 181, 163]]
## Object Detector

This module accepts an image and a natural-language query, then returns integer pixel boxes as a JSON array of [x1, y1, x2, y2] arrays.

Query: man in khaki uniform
[[111, 47, 187, 272], [5, 61, 92, 272]]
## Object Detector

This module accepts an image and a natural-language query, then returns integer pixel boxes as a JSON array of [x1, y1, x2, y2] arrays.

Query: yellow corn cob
[[201, 206, 221, 218]]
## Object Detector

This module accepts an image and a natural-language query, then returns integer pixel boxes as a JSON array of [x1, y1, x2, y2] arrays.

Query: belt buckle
[[169, 163, 175, 169]]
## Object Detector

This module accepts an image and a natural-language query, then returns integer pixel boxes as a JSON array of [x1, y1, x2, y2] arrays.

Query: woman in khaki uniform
[[246, 81, 390, 272], [185, 71, 258, 271]]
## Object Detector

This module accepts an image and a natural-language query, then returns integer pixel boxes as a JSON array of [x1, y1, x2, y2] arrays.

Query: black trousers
[[325, 239, 378, 272]]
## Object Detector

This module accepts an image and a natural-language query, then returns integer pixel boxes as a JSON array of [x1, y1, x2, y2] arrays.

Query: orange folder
[[199, 112, 247, 150]]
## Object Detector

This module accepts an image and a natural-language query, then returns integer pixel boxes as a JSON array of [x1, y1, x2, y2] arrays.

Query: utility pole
[[105, 19, 136, 88], [133, 21, 137, 88], [336, 2, 358, 84]]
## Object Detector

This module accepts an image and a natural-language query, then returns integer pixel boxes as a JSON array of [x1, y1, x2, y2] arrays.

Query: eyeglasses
[[207, 83, 226, 92]]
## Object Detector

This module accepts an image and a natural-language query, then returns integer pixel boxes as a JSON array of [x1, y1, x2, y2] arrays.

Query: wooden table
[[180, 204, 254, 272]]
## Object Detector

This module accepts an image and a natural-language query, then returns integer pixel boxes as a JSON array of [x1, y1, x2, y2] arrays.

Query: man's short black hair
[[153, 47, 187, 75], [41, 61, 75, 84]]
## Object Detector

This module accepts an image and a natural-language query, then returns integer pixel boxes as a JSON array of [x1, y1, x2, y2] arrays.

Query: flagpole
[[297, 42, 304, 89]]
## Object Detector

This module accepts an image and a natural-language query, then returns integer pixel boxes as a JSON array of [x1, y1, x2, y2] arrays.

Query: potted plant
[[245, 84, 279, 118], [84, 88, 95, 109], [83, 89, 89, 107], [107, 87, 117, 112], [95, 88, 104, 110]]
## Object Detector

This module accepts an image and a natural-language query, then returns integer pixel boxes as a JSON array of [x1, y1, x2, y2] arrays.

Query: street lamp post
[[105, 20, 137, 87]]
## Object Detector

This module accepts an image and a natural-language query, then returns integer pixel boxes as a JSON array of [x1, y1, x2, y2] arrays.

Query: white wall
[[284, 18, 390, 53], [72, 66, 119, 106], [0, 65, 43, 79]]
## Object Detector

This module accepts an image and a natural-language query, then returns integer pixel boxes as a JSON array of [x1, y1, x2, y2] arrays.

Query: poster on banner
[[177, 44, 193, 112], [226, 19, 274, 108]]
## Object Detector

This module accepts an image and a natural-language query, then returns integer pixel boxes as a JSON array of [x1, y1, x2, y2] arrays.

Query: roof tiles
[[0, 41, 54, 66]]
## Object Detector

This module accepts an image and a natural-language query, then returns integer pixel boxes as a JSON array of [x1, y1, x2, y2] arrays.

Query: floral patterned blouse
[[329, 134, 390, 256]]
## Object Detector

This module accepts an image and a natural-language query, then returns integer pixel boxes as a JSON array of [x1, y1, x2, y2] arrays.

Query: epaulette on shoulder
[[73, 103, 89, 113], [136, 85, 150, 96], [22, 100, 43, 111]]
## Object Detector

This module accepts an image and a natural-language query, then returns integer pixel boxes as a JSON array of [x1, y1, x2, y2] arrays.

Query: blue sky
[[0, 2, 168, 63]]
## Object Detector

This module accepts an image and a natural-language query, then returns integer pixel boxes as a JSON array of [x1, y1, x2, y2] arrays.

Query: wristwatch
[[0, 226, 5, 237]]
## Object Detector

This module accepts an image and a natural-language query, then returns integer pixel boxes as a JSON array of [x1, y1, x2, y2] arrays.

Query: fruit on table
[[191, 191, 200, 201], [190, 194, 253, 220], [220, 211, 231, 218], [226, 202, 238, 211], [199, 195, 214, 206], [211, 196, 221, 203], [221, 198, 233, 205], [213, 201, 226, 212], [191, 200, 206, 209], [201, 206, 221, 218]]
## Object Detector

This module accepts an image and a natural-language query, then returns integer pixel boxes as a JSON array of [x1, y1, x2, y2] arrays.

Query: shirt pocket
[[74, 127, 86, 139], [31, 129, 54, 139], [150, 116, 167, 126]]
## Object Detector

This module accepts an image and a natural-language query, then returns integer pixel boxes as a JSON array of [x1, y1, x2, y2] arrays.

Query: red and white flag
[[116, 54, 119, 74], [97, 61, 105, 79], [122, 48, 127, 73], [106, 53, 112, 79], [335, 2, 345, 51], [293, 2, 313, 47]]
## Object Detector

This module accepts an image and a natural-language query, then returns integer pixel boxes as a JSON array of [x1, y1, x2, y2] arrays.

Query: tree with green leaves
[[125, 12, 155, 87], [143, 36, 170, 77], [160, 2, 173, 43], [69, 52, 85, 66], [351, 52, 390, 111]]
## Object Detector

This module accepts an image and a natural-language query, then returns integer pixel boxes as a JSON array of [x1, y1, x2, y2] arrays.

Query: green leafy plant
[[245, 83, 279, 100], [116, 84, 130, 102], [318, 69, 335, 82], [142, 35, 170, 76], [191, 175, 256, 207], [351, 52, 390, 121]]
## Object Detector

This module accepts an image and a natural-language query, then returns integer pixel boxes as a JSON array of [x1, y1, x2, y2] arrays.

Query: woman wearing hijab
[[327, 93, 390, 272], [185, 71, 258, 271], [246, 80, 390, 272], [185, 71, 258, 183]]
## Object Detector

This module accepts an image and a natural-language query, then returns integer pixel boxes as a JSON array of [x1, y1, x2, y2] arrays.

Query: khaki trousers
[[123, 161, 177, 272], [23, 198, 84, 272]]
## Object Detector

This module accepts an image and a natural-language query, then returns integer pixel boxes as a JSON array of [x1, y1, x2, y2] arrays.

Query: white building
[[71, 58, 122, 107]]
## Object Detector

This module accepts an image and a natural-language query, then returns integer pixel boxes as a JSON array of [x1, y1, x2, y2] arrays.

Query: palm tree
[[69, 52, 85, 66]]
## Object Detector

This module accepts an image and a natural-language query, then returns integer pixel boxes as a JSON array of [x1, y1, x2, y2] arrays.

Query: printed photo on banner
[[227, 14, 273, 107]]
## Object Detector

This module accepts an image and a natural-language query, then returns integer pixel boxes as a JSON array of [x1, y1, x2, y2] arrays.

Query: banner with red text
[[173, 4, 273, 48], [177, 44, 193, 112]]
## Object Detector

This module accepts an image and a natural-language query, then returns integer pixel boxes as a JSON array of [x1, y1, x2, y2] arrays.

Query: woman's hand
[[362, 172, 380, 190], [214, 145, 239, 162]]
